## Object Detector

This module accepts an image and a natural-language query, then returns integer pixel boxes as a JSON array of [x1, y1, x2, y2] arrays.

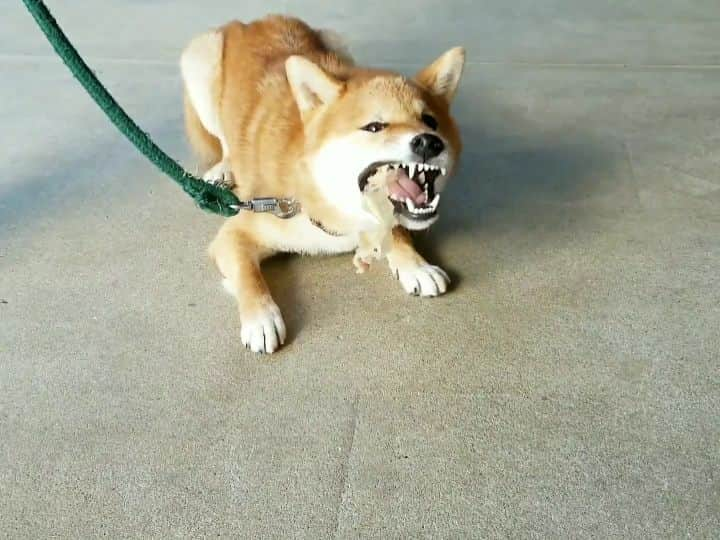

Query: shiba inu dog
[[181, 15, 465, 353]]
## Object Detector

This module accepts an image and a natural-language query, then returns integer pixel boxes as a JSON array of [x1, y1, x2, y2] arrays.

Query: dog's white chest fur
[[266, 214, 359, 255]]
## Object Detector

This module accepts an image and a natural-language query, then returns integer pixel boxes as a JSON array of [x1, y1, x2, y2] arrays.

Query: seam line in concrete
[[622, 139, 643, 207], [332, 398, 358, 540]]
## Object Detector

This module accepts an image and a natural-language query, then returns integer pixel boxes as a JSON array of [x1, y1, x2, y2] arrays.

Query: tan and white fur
[[181, 16, 465, 353]]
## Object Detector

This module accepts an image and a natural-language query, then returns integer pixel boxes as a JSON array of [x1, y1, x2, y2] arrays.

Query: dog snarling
[[358, 161, 444, 224]]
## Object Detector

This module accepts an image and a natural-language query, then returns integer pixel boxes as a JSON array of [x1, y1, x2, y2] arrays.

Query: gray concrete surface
[[1, 1, 719, 537]]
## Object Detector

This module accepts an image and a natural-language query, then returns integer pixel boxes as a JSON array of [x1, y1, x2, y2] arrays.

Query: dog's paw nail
[[240, 303, 286, 354], [394, 264, 450, 297]]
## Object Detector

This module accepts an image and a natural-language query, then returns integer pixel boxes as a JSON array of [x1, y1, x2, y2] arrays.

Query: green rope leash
[[21, 0, 241, 217]]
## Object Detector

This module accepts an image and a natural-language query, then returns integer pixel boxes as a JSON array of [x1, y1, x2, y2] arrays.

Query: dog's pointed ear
[[415, 47, 465, 104], [285, 55, 343, 115]]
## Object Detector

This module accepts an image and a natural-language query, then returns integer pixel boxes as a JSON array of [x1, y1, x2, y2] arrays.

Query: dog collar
[[229, 196, 346, 237], [309, 218, 344, 237]]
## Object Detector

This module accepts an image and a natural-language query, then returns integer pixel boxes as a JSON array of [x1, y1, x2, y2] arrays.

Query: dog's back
[[181, 16, 351, 198]]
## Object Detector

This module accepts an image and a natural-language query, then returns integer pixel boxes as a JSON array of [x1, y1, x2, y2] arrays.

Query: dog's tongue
[[387, 169, 427, 204]]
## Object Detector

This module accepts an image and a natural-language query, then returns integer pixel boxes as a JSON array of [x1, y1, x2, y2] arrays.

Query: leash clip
[[232, 197, 300, 218], [270, 198, 301, 218]]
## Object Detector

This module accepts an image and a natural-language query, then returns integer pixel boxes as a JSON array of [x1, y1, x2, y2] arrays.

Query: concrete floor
[[1, 1, 719, 538]]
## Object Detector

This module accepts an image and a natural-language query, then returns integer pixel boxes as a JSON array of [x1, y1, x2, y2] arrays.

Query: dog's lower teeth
[[429, 193, 440, 210]]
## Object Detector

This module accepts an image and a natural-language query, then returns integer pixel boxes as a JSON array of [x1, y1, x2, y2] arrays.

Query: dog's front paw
[[391, 262, 450, 297], [240, 302, 286, 354]]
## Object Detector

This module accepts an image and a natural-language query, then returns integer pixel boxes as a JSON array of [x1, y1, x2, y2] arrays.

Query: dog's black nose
[[410, 133, 445, 160]]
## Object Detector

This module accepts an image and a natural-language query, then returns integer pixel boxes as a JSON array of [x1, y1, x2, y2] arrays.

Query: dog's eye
[[361, 122, 388, 133], [421, 113, 438, 130]]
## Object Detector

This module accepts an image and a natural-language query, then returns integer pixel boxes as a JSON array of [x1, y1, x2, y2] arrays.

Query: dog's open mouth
[[358, 161, 445, 221]]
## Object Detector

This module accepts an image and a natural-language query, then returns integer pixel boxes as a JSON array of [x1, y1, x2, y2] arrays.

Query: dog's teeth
[[407, 163, 417, 178], [429, 193, 440, 210], [406, 198, 416, 212], [418, 171, 426, 184], [441, 167, 447, 176]]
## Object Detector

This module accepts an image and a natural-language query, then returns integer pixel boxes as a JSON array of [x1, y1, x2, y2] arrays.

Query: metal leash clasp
[[271, 198, 301, 218], [246, 197, 300, 219]]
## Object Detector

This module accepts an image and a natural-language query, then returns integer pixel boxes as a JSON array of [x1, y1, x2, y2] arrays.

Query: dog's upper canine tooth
[[441, 167, 447, 176], [418, 171, 426, 184], [407, 163, 417, 178]]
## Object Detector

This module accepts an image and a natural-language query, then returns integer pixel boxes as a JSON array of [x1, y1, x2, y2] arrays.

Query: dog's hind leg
[[181, 30, 234, 186]]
